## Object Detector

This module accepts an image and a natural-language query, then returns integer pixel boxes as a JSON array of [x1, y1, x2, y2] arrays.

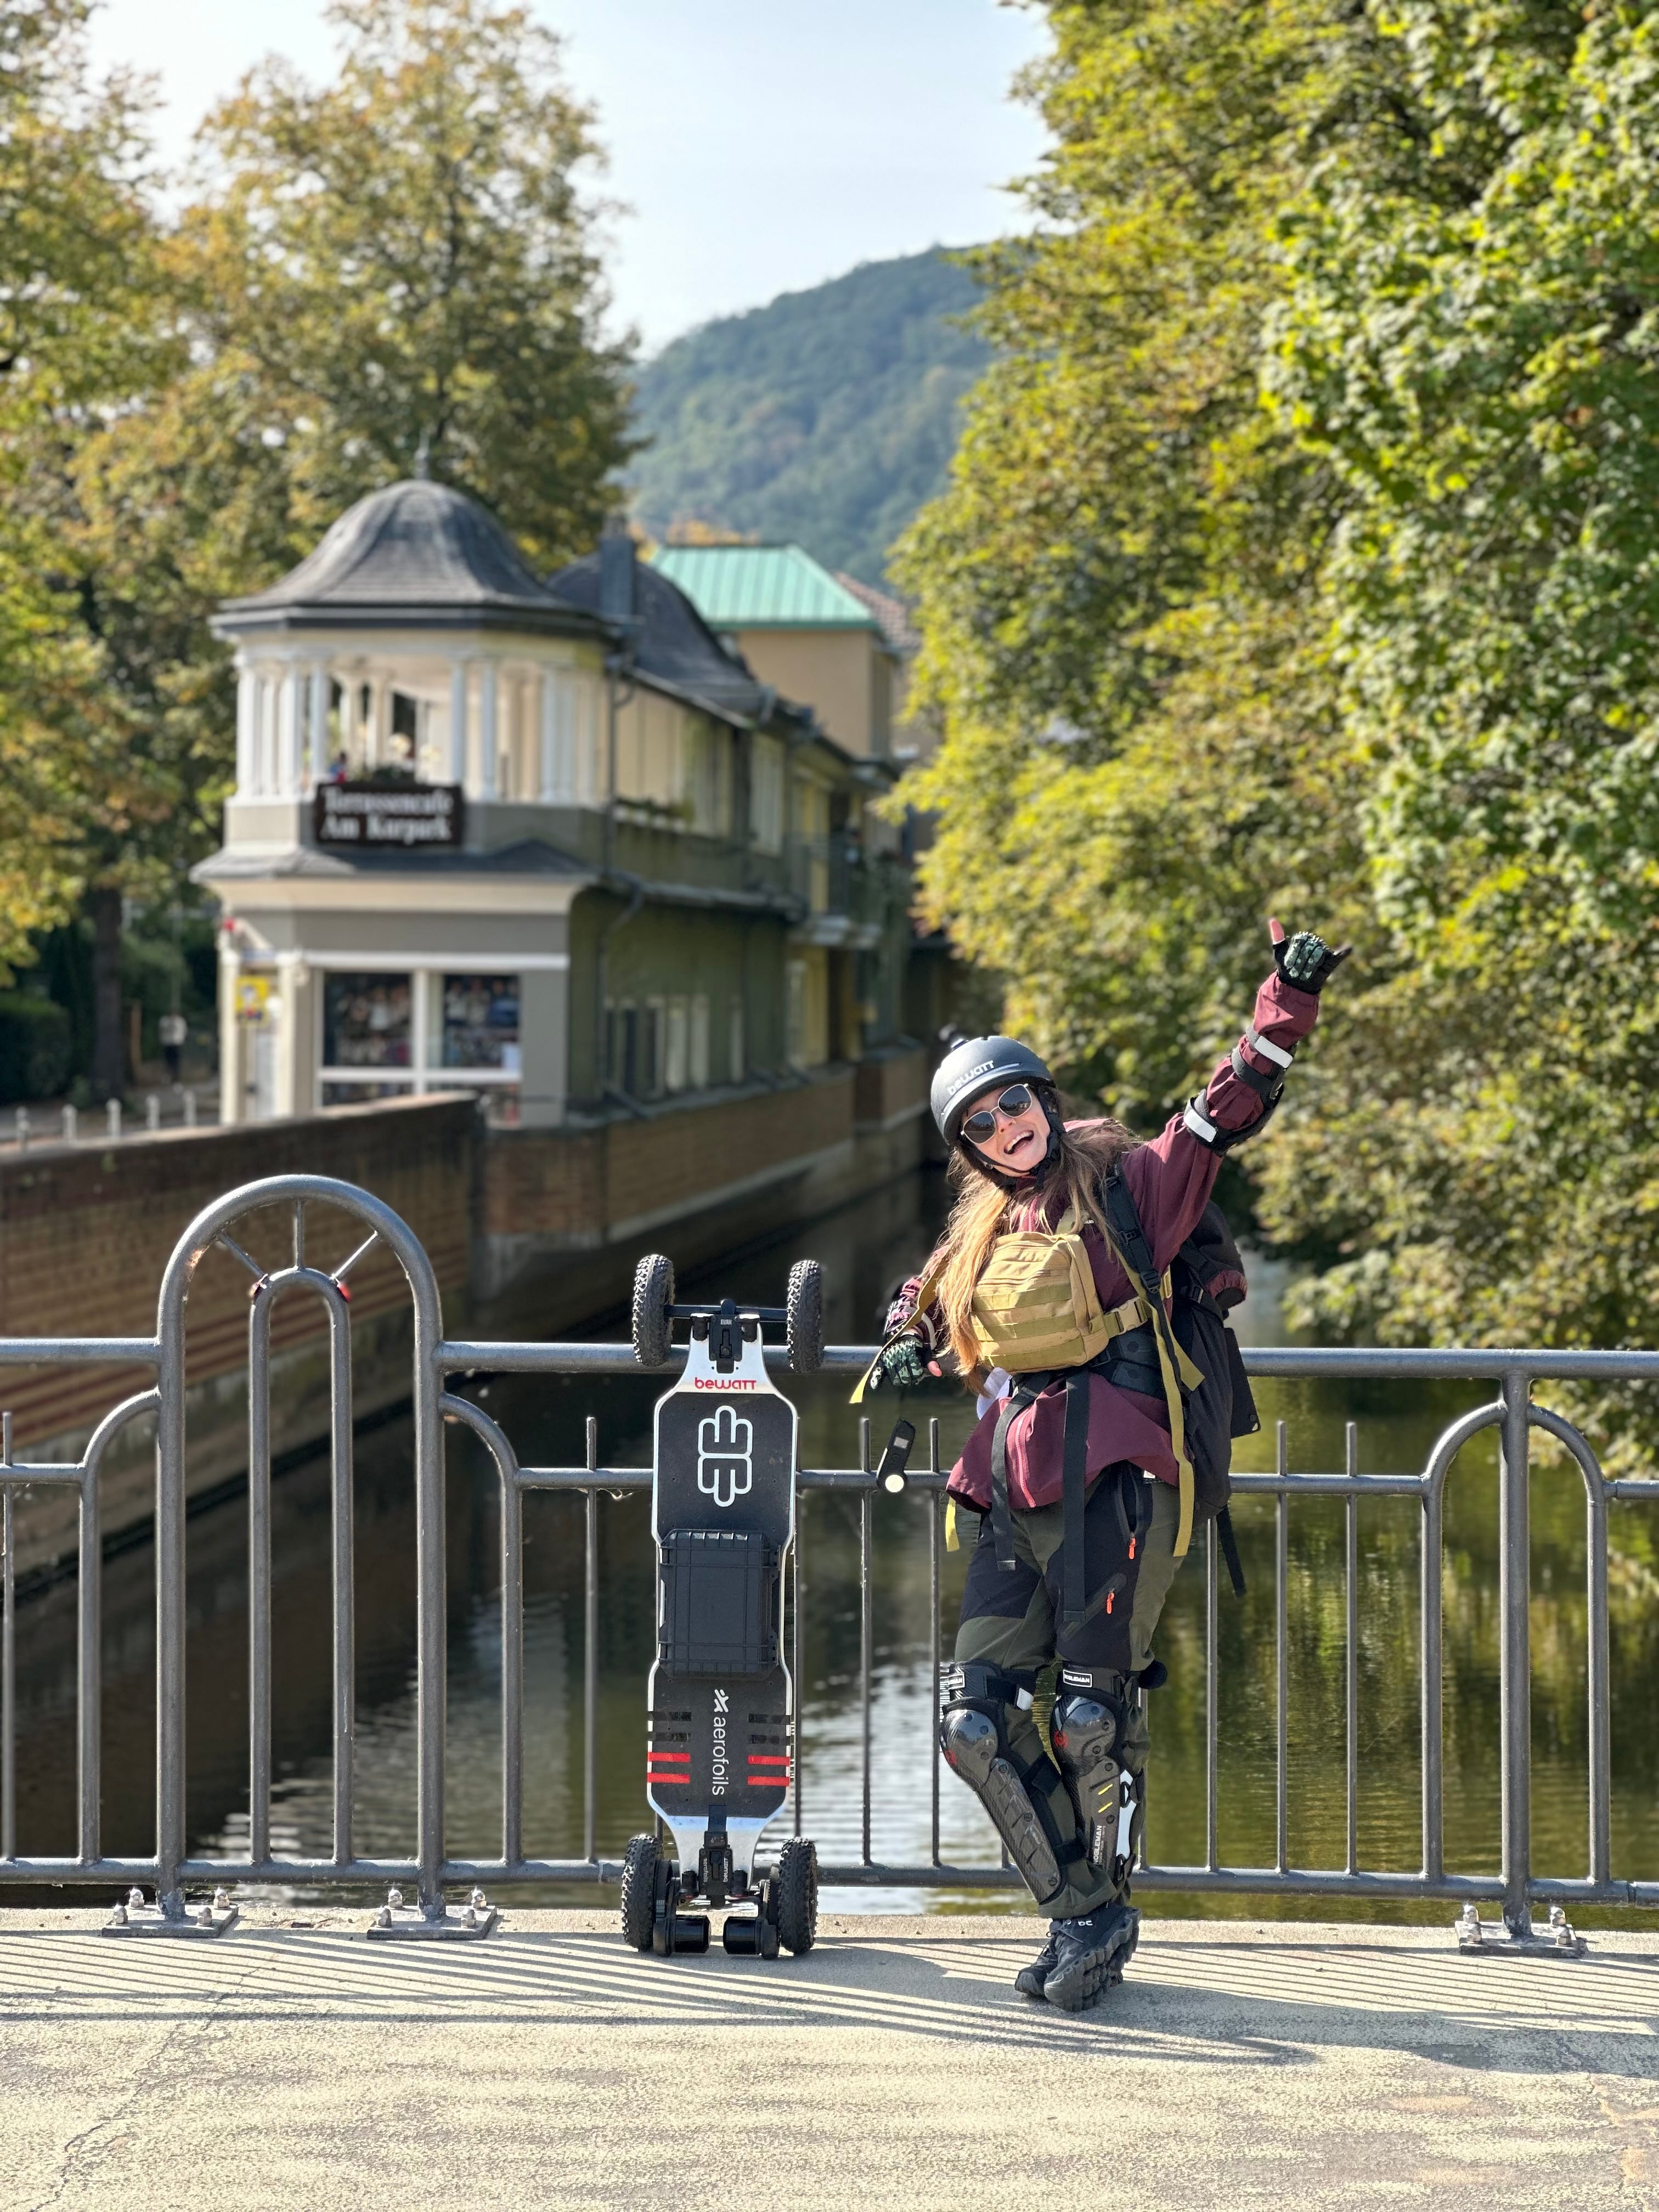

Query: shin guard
[[1051, 1671, 1137, 1889], [939, 1664, 1066, 1906]]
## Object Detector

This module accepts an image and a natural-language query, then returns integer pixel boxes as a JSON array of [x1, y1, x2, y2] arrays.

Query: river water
[[7, 1167, 1658, 1925]]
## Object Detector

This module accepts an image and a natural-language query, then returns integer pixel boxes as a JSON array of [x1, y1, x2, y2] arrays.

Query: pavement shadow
[[1, 1925, 1654, 2078]]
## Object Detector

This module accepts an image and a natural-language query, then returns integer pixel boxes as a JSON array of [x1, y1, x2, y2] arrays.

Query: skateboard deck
[[645, 1314, 795, 1884]]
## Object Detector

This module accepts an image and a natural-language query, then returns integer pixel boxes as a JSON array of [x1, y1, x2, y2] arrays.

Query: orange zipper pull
[[1129, 1536, 1137, 1560], [1106, 1590, 1115, 1615]]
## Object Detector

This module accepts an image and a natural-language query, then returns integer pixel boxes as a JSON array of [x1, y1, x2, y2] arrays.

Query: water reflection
[[6, 1169, 1658, 1927]]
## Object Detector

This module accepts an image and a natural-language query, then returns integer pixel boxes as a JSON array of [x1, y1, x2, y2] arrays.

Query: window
[[441, 975, 520, 1071], [324, 973, 411, 1069], [728, 996, 744, 1084], [685, 719, 732, 836], [786, 961, 807, 1070], [750, 737, 785, 854], [607, 997, 662, 1098], [690, 995, 710, 1090], [664, 997, 689, 1092]]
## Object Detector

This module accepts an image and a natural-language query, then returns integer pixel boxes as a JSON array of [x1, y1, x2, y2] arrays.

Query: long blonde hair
[[934, 1115, 1135, 1380]]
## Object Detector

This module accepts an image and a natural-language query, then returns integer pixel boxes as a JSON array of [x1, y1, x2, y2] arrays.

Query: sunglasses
[[961, 1085, 1036, 1142]]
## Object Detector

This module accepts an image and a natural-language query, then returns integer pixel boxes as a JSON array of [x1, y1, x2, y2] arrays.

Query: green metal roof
[[650, 544, 879, 631]]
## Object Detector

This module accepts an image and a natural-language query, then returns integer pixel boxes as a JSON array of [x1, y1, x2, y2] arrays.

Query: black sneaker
[[1013, 1926, 1059, 2000], [1043, 1900, 1139, 2013]]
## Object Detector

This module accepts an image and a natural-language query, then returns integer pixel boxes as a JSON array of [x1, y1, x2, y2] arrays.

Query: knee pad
[[1051, 1672, 1137, 1887], [939, 1665, 1065, 1906]]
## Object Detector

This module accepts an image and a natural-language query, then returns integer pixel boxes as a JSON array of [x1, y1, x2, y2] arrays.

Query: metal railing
[[0, 1172, 1655, 1937], [4, 1090, 211, 1153]]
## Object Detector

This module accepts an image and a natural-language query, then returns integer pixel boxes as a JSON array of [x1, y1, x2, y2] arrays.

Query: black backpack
[[1100, 1173, 1257, 1594]]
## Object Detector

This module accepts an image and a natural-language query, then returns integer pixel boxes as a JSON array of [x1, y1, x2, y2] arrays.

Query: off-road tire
[[631, 1254, 675, 1368], [620, 1832, 658, 1950], [786, 1260, 824, 1374], [775, 1837, 819, 1954]]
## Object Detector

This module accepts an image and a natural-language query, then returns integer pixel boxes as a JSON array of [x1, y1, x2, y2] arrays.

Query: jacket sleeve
[[1120, 966, 1321, 1274], [884, 1257, 946, 1352]]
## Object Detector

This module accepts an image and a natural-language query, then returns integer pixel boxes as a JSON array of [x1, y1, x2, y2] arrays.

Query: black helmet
[[930, 1033, 1056, 1146]]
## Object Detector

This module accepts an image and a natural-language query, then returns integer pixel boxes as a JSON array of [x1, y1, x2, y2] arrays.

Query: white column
[[258, 671, 277, 795], [235, 665, 256, 793], [449, 661, 470, 786], [278, 668, 303, 795], [539, 672, 557, 800], [308, 663, 329, 786], [479, 662, 498, 798]]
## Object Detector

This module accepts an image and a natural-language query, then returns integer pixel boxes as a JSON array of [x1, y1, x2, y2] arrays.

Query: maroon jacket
[[890, 967, 1320, 1513]]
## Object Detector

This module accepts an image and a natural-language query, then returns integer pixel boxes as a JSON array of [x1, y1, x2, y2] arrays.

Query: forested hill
[[628, 250, 988, 586]]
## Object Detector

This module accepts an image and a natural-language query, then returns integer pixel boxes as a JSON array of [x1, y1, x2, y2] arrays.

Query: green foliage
[[0, 0, 631, 1043], [0, 992, 71, 1103], [902, 0, 1659, 1466], [630, 251, 987, 584]]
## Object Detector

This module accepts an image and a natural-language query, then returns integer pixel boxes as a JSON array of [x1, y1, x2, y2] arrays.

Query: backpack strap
[[1101, 1170, 1199, 1560]]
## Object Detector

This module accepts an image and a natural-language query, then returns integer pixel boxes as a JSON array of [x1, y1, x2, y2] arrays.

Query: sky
[[86, 0, 1051, 354]]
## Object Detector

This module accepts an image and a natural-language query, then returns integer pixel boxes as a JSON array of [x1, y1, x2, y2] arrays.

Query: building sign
[[313, 781, 464, 850]]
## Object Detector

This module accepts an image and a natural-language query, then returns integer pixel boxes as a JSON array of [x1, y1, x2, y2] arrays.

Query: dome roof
[[213, 479, 603, 640]]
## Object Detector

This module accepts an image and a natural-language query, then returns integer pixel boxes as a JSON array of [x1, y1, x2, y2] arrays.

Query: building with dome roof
[[194, 479, 933, 1290]]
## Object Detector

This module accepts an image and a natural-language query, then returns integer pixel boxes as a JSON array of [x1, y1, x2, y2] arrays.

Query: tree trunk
[[89, 884, 124, 1102]]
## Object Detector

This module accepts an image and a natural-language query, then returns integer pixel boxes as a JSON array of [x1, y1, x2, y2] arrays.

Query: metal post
[[1346, 1421, 1359, 1877], [1498, 1368, 1533, 1938], [583, 1417, 598, 1865], [1586, 1458, 1611, 1888], [62, 1103, 77, 1144], [78, 1444, 101, 1864], [792, 1483, 805, 1838], [248, 1288, 274, 1867], [146, 1094, 160, 1133], [1275, 1421, 1288, 1876], [2, 1451, 14, 1864], [15, 1109, 29, 1155], [500, 1459, 523, 1870], [183, 1090, 198, 1130], [929, 1418, 941, 1867], [1205, 1515, 1218, 1872], [107, 1098, 121, 1142], [860, 1419, 873, 1869], [328, 1292, 354, 1866]]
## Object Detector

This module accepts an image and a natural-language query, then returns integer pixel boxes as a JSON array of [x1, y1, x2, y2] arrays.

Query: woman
[[866, 921, 1346, 2012]]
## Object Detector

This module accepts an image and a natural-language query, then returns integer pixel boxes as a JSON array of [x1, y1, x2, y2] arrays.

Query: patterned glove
[[869, 1335, 932, 1392], [1269, 917, 1351, 994]]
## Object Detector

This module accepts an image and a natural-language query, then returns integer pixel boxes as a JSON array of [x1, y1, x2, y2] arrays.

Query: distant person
[[325, 751, 349, 783], [862, 921, 1348, 2012], [159, 1011, 187, 1086]]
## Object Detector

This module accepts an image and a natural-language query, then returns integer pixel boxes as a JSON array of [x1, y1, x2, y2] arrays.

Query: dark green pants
[[953, 1471, 1182, 1920]]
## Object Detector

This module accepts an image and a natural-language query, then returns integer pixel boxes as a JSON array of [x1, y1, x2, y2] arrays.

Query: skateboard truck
[[620, 1254, 823, 1962]]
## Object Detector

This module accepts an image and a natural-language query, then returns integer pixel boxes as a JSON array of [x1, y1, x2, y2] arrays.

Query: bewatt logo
[[696, 1406, 753, 1509]]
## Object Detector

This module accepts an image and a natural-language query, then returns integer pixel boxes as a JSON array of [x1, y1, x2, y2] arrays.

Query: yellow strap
[[944, 1496, 960, 1553]]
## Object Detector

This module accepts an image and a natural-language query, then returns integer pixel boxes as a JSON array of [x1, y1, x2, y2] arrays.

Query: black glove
[[868, 1335, 932, 1392], [1269, 917, 1351, 995]]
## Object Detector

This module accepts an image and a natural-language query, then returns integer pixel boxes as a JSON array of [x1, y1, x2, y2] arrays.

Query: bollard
[[146, 1093, 160, 1132], [183, 1088, 198, 1128], [106, 1098, 121, 1141], [62, 1103, 77, 1144], [14, 1108, 28, 1154]]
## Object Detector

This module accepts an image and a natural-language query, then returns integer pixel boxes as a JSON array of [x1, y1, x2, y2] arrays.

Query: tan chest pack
[[964, 1207, 1146, 1373]]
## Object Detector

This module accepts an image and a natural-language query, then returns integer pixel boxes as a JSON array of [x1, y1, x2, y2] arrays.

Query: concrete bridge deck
[[1, 1909, 1655, 2209]]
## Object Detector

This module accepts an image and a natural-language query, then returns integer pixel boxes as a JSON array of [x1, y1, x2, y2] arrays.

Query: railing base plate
[[367, 1895, 498, 1941], [103, 1894, 238, 1939], [1455, 1905, 1585, 1956]]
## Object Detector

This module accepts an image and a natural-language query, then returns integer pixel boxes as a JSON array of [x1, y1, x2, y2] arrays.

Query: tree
[[1257, 2, 1659, 1467], [174, 0, 634, 569], [893, 1, 1397, 1116], [901, 0, 1659, 1469], [0, 0, 634, 1094]]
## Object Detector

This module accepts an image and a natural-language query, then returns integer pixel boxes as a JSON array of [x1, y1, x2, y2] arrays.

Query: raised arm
[[1119, 922, 1347, 1273]]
